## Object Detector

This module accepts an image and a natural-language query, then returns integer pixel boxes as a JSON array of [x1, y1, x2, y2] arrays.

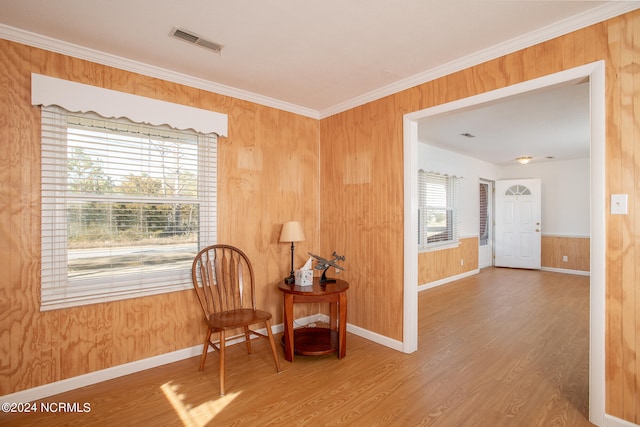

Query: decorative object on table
[[279, 221, 305, 284], [294, 257, 314, 286], [308, 251, 346, 283]]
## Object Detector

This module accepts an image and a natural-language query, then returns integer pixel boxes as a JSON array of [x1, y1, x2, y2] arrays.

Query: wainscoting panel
[[418, 237, 479, 285], [542, 235, 590, 272]]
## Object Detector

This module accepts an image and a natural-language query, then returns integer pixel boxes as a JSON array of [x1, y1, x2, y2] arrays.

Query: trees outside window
[[41, 107, 216, 309], [418, 170, 459, 250]]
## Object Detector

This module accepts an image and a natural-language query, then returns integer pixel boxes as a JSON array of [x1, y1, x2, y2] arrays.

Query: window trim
[[40, 107, 217, 311], [31, 73, 228, 310], [418, 170, 460, 252]]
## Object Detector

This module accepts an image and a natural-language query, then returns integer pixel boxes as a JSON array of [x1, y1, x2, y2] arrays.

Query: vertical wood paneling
[[541, 236, 590, 272], [608, 12, 640, 420], [0, 39, 319, 395], [418, 238, 479, 285], [320, 10, 640, 424], [618, 16, 637, 421], [634, 15, 640, 420], [320, 99, 404, 339], [605, 14, 628, 419], [624, 12, 640, 420]]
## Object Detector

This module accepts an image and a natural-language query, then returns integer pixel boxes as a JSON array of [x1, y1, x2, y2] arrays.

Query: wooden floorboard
[[0, 268, 592, 426]]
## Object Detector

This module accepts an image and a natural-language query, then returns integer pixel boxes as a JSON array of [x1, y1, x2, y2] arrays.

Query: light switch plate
[[611, 194, 628, 215]]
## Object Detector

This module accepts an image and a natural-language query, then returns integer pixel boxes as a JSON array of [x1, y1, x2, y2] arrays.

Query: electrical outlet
[[460, 259, 464, 266], [563, 255, 568, 262]]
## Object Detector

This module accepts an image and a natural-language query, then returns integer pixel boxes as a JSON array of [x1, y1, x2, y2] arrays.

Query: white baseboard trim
[[315, 314, 403, 352], [0, 344, 204, 404], [0, 313, 336, 404], [289, 313, 325, 329], [541, 266, 590, 276], [348, 322, 404, 352], [1, 320, 288, 404], [418, 269, 479, 292], [605, 414, 640, 427]]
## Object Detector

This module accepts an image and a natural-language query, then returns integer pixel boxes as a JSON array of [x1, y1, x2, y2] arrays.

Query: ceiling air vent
[[169, 27, 223, 54]]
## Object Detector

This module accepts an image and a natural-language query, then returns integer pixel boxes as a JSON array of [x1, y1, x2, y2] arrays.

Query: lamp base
[[284, 275, 295, 284]]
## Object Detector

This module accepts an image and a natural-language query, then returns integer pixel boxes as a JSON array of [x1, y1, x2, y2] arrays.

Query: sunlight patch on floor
[[161, 381, 240, 426]]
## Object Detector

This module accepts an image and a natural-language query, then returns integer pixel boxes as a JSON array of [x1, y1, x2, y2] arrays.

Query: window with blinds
[[418, 170, 459, 250], [40, 106, 217, 310]]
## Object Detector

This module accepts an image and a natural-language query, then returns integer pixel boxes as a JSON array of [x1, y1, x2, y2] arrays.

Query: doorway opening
[[403, 61, 605, 425], [478, 179, 493, 269]]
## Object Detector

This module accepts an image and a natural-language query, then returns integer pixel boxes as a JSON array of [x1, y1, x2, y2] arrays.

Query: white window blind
[[418, 170, 459, 250], [41, 106, 217, 310]]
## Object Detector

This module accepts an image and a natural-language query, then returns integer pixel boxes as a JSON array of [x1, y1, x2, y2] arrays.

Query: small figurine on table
[[308, 251, 346, 283]]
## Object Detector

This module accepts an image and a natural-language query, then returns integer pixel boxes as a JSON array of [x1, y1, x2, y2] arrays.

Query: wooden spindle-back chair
[[191, 244, 281, 395]]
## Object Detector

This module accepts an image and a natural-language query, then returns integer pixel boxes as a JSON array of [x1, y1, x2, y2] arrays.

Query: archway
[[402, 61, 605, 425]]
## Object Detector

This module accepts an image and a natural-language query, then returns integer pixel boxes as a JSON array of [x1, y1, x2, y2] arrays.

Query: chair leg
[[244, 326, 252, 354], [264, 319, 281, 373], [199, 329, 212, 371], [219, 329, 226, 396]]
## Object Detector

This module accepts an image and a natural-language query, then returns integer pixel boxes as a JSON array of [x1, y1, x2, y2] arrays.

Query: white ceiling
[[417, 80, 591, 165], [0, 1, 638, 163]]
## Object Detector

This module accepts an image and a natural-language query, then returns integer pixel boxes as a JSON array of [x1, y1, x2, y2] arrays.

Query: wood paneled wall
[[606, 12, 640, 422], [419, 235, 589, 286], [320, 102, 405, 340], [542, 236, 590, 272], [2, 9, 640, 424], [0, 39, 320, 395], [418, 237, 479, 285], [320, 10, 640, 423]]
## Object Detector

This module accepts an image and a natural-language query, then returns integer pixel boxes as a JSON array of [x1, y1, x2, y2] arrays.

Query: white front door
[[494, 179, 541, 269]]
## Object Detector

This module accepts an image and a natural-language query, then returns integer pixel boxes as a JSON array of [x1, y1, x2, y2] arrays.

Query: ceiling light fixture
[[516, 156, 532, 165]]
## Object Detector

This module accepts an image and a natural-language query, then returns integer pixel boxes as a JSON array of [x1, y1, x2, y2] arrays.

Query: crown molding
[[0, 23, 320, 120], [1, 2, 638, 121], [318, 1, 640, 119]]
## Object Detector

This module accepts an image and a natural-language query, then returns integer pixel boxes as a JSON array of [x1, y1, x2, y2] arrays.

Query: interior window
[[418, 170, 459, 250]]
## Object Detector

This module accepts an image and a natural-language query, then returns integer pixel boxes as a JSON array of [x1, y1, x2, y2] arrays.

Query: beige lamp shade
[[279, 221, 305, 242]]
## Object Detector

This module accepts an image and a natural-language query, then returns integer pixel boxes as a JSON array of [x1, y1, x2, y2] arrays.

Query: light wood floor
[[1, 268, 591, 426]]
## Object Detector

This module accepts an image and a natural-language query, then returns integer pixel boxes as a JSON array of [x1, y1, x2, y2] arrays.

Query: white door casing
[[405, 62, 605, 425], [494, 179, 541, 269]]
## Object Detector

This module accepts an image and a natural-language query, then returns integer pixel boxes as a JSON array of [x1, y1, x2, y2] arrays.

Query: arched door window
[[505, 184, 531, 196]]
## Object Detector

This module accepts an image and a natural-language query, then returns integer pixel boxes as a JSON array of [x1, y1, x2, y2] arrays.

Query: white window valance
[[31, 73, 228, 136]]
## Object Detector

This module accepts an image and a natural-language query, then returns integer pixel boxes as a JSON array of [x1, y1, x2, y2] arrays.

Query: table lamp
[[280, 221, 305, 284]]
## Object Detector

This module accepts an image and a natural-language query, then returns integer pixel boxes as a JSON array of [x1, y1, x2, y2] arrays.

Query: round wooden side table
[[278, 277, 348, 361]]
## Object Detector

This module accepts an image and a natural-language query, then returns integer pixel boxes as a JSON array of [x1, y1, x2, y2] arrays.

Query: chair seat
[[208, 308, 273, 330]]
